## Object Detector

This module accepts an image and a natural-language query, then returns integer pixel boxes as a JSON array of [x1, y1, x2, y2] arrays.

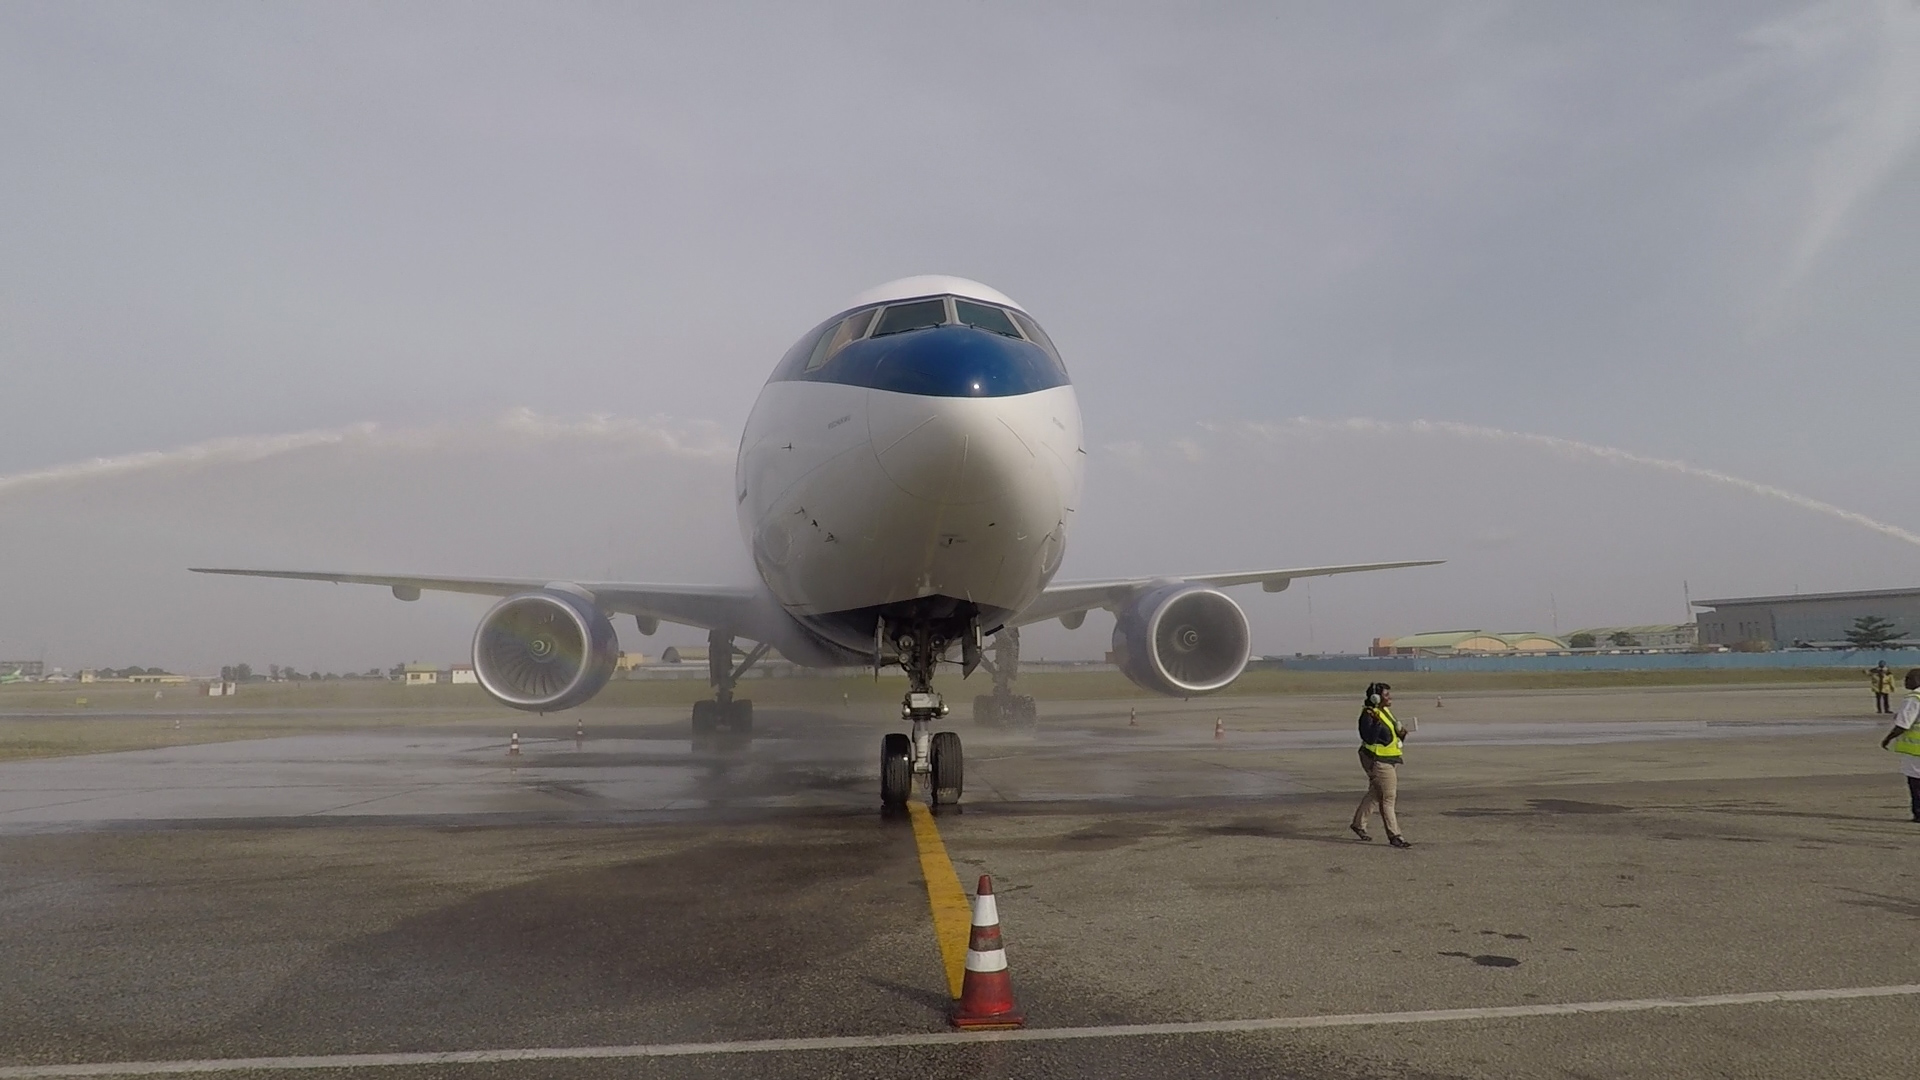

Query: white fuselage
[[733, 279, 1084, 656]]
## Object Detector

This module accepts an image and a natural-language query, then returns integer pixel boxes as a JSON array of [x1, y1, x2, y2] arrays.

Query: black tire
[[880, 732, 912, 807], [930, 730, 963, 805], [726, 698, 753, 734], [691, 699, 718, 735], [973, 694, 997, 727]]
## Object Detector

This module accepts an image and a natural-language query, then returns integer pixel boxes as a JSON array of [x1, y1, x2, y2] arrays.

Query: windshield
[[870, 298, 950, 337], [954, 299, 1022, 339]]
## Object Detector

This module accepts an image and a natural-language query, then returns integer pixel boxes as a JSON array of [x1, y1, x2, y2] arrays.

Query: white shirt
[[1894, 695, 1920, 779]]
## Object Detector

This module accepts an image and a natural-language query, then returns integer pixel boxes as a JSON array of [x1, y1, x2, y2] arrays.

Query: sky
[[3, 1, 1919, 672]]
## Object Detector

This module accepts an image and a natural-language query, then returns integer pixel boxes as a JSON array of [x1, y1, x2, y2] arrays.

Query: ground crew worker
[[1868, 661, 1894, 715], [1350, 682, 1412, 848], [1878, 668, 1920, 823]]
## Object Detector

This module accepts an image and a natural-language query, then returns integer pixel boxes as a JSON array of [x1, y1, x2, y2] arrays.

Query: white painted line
[[2, 983, 1915, 1077]]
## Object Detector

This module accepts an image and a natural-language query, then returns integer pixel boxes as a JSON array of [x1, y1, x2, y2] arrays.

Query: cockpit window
[[1009, 310, 1063, 368], [804, 308, 875, 372], [871, 298, 950, 337], [954, 299, 1022, 339]]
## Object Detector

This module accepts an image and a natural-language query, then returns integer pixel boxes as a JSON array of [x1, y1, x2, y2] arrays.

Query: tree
[[1846, 615, 1903, 648], [1568, 632, 1597, 650], [233, 663, 254, 682], [1608, 631, 1641, 648]]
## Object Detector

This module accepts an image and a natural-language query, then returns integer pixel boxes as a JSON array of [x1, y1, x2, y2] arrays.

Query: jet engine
[[472, 588, 619, 712], [1110, 584, 1251, 696]]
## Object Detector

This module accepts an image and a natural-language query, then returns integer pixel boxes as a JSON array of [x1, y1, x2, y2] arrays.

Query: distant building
[[1567, 624, 1698, 650], [614, 652, 650, 672], [1371, 631, 1566, 657], [0, 660, 43, 679], [448, 664, 477, 685], [402, 662, 441, 686], [1694, 588, 1920, 648], [127, 673, 189, 685], [660, 646, 709, 665]]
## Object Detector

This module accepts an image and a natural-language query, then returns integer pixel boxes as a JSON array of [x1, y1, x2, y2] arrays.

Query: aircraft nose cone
[[867, 394, 1041, 505]]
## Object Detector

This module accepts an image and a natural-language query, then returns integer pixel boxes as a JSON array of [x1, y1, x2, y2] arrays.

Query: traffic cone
[[509, 732, 520, 756], [1436, 697, 1443, 708], [1214, 717, 1225, 741], [1129, 707, 1137, 727], [952, 875, 1024, 1030]]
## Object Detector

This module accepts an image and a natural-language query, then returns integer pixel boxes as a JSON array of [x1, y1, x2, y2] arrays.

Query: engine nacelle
[[1111, 584, 1251, 697], [472, 588, 618, 713]]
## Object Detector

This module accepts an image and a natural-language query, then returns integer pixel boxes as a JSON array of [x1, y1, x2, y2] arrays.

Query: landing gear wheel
[[691, 699, 718, 736], [930, 731, 963, 806], [880, 732, 912, 808], [725, 698, 753, 734], [973, 694, 997, 727]]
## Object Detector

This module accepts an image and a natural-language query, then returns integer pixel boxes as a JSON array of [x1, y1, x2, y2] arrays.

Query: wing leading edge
[[188, 568, 759, 635], [1016, 560, 1444, 627]]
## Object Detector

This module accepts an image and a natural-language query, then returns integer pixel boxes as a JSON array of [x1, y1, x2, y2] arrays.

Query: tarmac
[[0, 684, 1914, 1078]]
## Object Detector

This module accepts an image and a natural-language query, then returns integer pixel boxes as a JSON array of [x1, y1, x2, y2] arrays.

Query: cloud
[[1753, 0, 1920, 286]]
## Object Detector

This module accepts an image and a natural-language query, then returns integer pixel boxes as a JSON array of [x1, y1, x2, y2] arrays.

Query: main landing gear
[[972, 626, 1037, 728], [692, 627, 768, 744], [880, 623, 965, 809]]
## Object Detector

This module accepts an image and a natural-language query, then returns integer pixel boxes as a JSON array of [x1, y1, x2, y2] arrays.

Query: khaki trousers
[[1352, 751, 1401, 836]]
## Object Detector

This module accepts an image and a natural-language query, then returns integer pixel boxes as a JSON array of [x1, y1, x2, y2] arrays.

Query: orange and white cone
[[1214, 717, 1225, 740], [952, 874, 1024, 1029], [509, 732, 520, 756]]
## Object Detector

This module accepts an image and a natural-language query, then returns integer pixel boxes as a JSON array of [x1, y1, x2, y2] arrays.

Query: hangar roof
[[1694, 587, 1920, 608]]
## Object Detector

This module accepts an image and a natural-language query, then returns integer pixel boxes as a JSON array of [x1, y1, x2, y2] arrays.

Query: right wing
[[1015, 560, 1443, 627], [188, 568, 760, 634]]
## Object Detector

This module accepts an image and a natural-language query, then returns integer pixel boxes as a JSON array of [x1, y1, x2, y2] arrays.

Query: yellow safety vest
[[1893, 692, 1920, 758], [1362, 705, 1404, 761], [1871, 669, 1894, 693]]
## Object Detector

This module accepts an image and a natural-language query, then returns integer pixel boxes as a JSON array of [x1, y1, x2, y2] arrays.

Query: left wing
[[1015, 560, 1443, 627], [189, 568, 759, 635]]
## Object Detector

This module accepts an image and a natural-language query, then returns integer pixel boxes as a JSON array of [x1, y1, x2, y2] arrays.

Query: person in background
[[1868, 661, 1894, 715], [1350, 681, 1412, 848], [1878, 668, 1920, 823]]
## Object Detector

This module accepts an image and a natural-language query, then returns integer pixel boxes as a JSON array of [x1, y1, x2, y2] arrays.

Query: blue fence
[[1272, 649, 1920, 674]]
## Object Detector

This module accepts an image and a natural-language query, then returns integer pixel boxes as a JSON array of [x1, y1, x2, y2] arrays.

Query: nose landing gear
[[881, 625, 965, 808]]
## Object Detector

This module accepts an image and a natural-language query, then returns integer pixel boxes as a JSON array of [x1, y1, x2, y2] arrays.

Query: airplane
[[0, 668, 26, 684], [194, 275, 1440, 807]]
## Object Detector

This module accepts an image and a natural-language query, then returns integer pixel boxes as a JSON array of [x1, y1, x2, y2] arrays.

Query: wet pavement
[[0, 685, 1913, 1078]]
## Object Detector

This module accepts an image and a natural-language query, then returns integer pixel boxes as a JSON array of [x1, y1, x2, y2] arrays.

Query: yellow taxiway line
[[906, 799, 971, 999]]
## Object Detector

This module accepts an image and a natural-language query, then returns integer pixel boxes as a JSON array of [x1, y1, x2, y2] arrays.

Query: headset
[[1365, 682, 1388, 706]]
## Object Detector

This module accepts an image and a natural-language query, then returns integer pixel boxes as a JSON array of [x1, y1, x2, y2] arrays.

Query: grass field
[[0, 664, 1871, 763]]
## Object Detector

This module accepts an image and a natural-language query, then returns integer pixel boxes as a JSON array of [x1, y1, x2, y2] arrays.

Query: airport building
[[401, 662, 441, 686], [1371, 630, 1565, 657], [1568, 624, 1698, 650], [1693, 587, 1920, 648], [1, 660, 44, 679]]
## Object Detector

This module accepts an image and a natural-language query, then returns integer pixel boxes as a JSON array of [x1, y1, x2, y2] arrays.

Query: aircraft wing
[[188, 568, 759, 634], [1013, 560, 1444, 627]]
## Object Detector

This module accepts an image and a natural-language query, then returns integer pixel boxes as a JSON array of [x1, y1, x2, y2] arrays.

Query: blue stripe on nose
[[790, 326, 1069, 398]]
